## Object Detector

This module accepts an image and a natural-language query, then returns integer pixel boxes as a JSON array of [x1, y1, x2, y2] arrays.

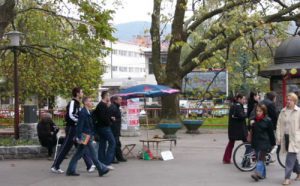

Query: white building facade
[[100, 41, 157, 93]]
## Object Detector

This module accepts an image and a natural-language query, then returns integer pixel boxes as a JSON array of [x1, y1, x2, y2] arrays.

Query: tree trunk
[[159, 77, 182, 123], [161, 93, 181, 122], [0, 0, 16, 39]]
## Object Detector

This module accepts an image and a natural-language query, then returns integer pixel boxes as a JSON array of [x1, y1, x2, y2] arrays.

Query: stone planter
[[157, 123, 182, 139], [182, 120, 203, 134]]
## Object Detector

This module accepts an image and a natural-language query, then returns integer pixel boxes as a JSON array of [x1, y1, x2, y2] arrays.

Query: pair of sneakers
[[51, 167, 64, 174], [51, 165, 96, 174], [106, 165, 115, 170]]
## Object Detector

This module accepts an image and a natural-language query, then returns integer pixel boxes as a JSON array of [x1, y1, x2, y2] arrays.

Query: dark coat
[[92, 101, 112, 128], [76, 107, 94, 139], [109, 103, 122, 136], [247, 100, 258, 118], [261, 98, 278, 130], [251, 116, 276, 151], [37, 118, 59, 142], [228, 102, 248, 141]]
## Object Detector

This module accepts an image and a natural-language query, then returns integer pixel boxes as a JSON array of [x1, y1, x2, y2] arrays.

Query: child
[[250, 104, 276, 181]]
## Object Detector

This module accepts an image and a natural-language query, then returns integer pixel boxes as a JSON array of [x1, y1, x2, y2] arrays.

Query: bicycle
[[233, 142, 286, 172]]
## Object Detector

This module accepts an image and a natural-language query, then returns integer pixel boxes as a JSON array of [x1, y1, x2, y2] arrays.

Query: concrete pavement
[[0, 128, 293, 186]]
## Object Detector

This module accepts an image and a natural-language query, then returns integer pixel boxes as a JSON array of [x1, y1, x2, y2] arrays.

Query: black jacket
[[109, 103, 122, 136], [65, 98, 80, 127], [228, 102, 248, 141], [93, 101, 112, 128], [251, 116, 276, 151], [37, 118, 59, 141], [261, 98, 278, 130], [247, 100, 258, 118]]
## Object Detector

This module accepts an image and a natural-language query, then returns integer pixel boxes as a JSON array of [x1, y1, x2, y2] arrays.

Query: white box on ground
[[161, 151, 174, 161]]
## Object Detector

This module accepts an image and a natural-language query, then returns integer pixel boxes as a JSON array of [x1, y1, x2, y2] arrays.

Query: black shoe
[[99, 169, 109, 177], [251, 174, 259, 181], [112, 159, 119, 164], [66, 172, 80, 176], [117, 158, 127, 162]]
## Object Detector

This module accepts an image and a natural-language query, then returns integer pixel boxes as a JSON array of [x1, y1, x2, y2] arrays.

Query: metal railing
[[0, 107, 230, 129]]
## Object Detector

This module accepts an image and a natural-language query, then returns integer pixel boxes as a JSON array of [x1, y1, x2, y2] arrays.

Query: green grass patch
[[0, 137, 39, 146], [203, 116, 228, 125], [201, 116, 228, 129], [139, 116, 229, 129]]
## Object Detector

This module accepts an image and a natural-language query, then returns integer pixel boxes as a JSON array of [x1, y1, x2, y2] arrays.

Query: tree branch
[[17, 7, 76, 30], [165, 0, 187, 84], [181, 2, 300, 77], [263, 2, 300, 22], [186, 0, 251, 35], [273, 0, 288, 8], [262, 37, 274, 57], [150, 0, 164, 83], [0, 0, 16, 39], [250, 35, 260, 60], [182, 18, 226, 67]]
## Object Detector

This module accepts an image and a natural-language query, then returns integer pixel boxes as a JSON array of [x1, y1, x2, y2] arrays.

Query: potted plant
[[157, 119, 182, 139], [182, 112, 204, 134]]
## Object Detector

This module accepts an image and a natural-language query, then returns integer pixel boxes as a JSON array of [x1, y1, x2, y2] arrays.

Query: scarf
[[255, 114, 265, 122]]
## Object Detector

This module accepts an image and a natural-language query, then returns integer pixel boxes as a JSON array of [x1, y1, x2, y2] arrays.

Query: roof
[[259, 34, 300, 77], [258, 62, 300, 77], [274, 34, 300, 64]]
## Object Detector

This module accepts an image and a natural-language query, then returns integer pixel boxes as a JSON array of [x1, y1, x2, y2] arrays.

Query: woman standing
[[250, 104, 276, 181], [276, 93, 300, 185], [247, 92, 260, 119], [223, 94, 248, 164]]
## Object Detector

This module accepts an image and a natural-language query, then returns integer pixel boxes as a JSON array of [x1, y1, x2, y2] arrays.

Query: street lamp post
[[5, 31, 22, 139]]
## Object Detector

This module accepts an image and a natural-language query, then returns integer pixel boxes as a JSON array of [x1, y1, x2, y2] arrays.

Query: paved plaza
[[0, 129, 290, 186]]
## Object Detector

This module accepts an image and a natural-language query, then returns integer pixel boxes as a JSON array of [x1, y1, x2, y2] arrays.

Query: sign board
[[127, 99, 140, 127], [121, 98, 141, 129], [182, 70, 228, 96], [161, 151, 174, 161]]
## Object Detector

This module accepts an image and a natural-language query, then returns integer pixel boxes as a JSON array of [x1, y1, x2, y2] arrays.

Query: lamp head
[[5, 31, 23, 46]]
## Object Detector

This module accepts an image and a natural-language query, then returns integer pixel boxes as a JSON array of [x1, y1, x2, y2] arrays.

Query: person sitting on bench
[[37, 113, 59, 159]]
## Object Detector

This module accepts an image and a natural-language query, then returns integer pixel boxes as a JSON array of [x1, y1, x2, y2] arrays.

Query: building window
[[119, 66, 128, 72], [112, 66, 118, 71]]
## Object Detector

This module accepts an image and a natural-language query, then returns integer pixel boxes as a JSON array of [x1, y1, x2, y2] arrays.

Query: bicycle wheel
[[233, 143, 256, 172], [276, 145, 286, 168]]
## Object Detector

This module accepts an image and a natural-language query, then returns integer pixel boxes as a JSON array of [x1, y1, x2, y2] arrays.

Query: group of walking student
[[223, 91, 300, 185], [50, 87, 126, 177]]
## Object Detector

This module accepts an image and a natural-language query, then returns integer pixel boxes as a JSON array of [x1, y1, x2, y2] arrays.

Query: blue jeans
[[255, 150, 266, 178], [52, 126, 93, 170], [97, 127, 116, 165], [66, 140, 108, 174]]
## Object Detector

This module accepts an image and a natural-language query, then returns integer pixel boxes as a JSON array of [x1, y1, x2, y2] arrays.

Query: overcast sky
[[111, 0, 154, 24]]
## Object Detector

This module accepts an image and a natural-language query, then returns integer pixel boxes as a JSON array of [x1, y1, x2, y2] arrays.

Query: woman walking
[[223, 94, 248, 164], [250, 104, 276, 181], [276, 93, 300, 185], [247, 91, 259, 119]]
